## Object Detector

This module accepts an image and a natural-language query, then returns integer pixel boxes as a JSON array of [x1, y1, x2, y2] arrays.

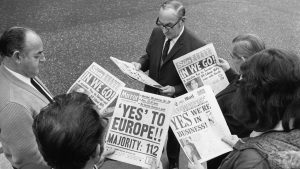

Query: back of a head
[[232, 48, 300, 131], [33, 92, 105, 169], [161, 0, 185, 18], [232, 34, 266, 59], [0, 27, 32, 58]]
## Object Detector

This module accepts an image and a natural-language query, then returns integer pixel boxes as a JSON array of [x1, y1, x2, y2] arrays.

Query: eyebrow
[[37, 50, 44, 55], [158, 19, 175, 26]]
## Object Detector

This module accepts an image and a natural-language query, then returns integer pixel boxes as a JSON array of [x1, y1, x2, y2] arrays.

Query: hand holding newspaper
[[110, 57, 162, 89], [170, 86, 232, 163], [173, 43, 229, 94], [104, 87, 173, 168], [67, 62, 125, 116]]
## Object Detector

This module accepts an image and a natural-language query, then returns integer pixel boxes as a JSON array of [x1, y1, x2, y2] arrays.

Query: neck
[[2, 58, 25, 77]]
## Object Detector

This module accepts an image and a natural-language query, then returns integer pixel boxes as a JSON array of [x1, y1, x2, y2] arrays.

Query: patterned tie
[[31, 78, 53, 102], [162, 39, 171, 62]]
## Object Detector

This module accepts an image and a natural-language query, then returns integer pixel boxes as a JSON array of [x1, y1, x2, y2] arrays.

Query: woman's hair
[[232, 34, 266, 59], [33, 92, 105, 169], [232, 48, 300, 131], [282, 99, 300, 131]]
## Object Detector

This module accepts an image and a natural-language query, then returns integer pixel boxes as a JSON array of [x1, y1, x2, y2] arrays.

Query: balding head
[[0, 27, 45, 78]]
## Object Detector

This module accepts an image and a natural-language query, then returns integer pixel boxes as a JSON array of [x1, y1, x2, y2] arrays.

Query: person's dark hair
[[33, 92, 105, 169], [232, 48, 300, 132], [161, 0, 185, 19], [282, 99, 300, 131], [232, 34, 266, 59], [0, 27, 31, 57]]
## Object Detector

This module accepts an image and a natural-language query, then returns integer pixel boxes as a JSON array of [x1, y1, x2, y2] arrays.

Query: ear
[[181, 16, 186, 22], [12, 50, 21, 64], [92, 144, 101, 159]]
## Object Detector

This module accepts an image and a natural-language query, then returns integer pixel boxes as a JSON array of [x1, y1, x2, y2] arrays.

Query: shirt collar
[[250, 120, 284, 137], [4, 65, 33, 86]]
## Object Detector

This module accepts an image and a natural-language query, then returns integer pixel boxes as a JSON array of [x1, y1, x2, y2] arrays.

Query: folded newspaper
[[104, 87, 174, 168], [170, 86, 232, 163], [67, 62, 125, 116], [173, 43, 229, 94], [110, 57, 162, 89]]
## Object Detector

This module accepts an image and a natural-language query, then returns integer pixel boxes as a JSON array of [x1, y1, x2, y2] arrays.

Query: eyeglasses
[[226, 49, 245, 61], [156, 17, 182, 31]]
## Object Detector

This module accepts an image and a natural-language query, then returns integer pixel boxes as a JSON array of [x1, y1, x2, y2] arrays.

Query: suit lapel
[[161, 29, 186, 67], [32, 77, 54, 101], [0, 65, 51, 104]]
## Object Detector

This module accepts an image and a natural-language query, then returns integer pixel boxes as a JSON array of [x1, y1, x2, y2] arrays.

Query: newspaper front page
[[110, 57, 162, 89], [173, 43, 229, 94], [67, 62, 125, 115], [105, 87, 173, 168], [170, 86, 232, 163]]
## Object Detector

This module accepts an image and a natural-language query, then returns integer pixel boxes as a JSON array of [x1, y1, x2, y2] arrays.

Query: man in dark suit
[[0, 27, 53, 169], [132, 1, 206, 168]]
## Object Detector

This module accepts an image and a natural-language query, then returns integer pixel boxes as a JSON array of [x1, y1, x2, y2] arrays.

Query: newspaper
[[67, 62, 125, 115], [104, 87, 174, 168], [173, 43, 229, 94], [110, 57, 162, 89], [170, 86, 232, 163]]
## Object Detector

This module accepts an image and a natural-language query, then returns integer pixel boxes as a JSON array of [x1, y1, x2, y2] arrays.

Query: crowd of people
[[0, 0, 300, 169]]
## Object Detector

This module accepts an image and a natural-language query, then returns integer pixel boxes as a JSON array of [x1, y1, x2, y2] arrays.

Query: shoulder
[[182, 27, 206, 48], [0, 102, 33, 128], [219, 148, 270, 169], [150, 27, 164, 37], [238, 148, 267, 163]]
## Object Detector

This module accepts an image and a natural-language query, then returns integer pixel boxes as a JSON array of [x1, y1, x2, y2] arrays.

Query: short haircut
[[33, 92, 105, 169], [161, 0, 185, 18], [232, 48, 300, 131], [0, 27, 32, 57], [232, 34, 265, 59]]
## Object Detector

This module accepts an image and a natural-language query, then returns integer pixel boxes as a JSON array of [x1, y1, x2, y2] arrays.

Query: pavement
[[0, 0, 300, 169]]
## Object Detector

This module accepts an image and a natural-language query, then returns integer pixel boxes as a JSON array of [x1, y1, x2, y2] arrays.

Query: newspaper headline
[[105, 87, 173, 168]]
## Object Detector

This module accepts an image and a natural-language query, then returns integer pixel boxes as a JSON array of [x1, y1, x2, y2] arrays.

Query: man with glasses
[[132, 1, 205, 168]]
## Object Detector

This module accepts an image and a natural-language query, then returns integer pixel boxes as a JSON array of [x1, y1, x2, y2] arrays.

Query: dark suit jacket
[[207, 69, 252, 169], [216, 68, 251, 138], [138, 27, 206, 97]]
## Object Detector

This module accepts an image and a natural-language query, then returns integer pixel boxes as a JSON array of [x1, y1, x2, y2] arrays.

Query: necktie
[[31, 78, 53, 102], [162, 39, 171, 62]]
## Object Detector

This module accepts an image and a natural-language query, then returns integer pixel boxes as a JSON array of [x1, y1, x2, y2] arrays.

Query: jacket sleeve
[[174, 83, 186, 97], [232, 149, 270, 169], [0, 103, 49, 169], [138, 29, 157, 72], [225, 68, 239, 83]]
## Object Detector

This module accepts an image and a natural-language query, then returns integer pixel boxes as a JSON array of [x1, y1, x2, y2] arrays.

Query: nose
[[161, 27, 169, 34], [40, 53, 46, 62]]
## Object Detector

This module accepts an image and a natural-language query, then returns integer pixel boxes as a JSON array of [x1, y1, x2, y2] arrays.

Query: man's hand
[[160, 85, 175, 97], [95, 148, 115, 168], [132, 62, 142, 70], [217, 58, 230, 72], [221, 135, 240, 147], [141, 160, 163, 169], [188, 155, 205, 169]]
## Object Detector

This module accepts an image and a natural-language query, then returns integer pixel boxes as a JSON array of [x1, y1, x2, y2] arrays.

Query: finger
[[97, 148, 115, 168], [221, 135, 239, 147], [187, 162, 193, 169], [102, 148, 115, 157], [218, 58, 226, 62]]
